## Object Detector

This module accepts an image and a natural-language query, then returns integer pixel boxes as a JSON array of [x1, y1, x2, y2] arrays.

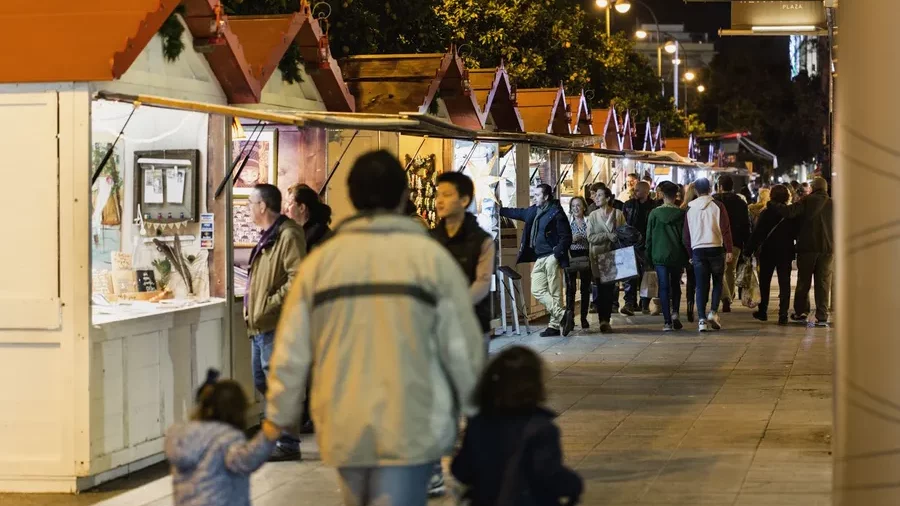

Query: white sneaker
[[698, 319, 709, 332], [663, 323, 674, 332], [707, 311, 721, 330]]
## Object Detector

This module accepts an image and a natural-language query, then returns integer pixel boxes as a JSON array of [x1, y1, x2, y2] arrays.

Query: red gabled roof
[[293, 0, 355, 112], [469, 63, 524, 132], [591, 108, 619, 149], [181, 0, 260, 103], [423, 48, 484, 130], [566, 90, 593, 135], [516, 84, 569, 135], [228, 14, 305, 87], [0, 0, 180, 83]]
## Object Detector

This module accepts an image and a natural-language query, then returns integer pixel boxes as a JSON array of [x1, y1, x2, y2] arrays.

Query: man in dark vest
[[429, 171, 496, 497]]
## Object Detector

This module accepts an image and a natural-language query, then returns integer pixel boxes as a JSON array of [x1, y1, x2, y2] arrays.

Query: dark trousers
[[685, 265, 696, 308], [623, 270, 649, 309], [566, 261, 593, 321], [692, 247, 726, 318], [655, 265, 683, 324], [758, 257, 793, 318], [795, 252, 834, 321], [593, 282, 616, 323]]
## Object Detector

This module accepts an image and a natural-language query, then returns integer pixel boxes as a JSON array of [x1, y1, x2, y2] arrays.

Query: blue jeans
[[692, 248, 726, 318], [655, 265, 683, 324], [251, 331, 300, 452], [337, 463, 434, 506]]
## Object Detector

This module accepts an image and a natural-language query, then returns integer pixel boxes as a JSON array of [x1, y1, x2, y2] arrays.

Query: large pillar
[[834, 2, 900, 504]]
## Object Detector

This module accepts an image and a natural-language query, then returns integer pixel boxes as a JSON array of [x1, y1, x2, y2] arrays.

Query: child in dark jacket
[[165, 369, 281, 506], [451, 346, 583, 506]]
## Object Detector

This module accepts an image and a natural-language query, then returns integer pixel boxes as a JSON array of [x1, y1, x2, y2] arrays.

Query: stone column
[[834, 1, 900, 504]]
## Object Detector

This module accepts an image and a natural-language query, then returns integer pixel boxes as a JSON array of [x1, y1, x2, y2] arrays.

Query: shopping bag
[[735, 258, 754, 289], [594, 246, 639, 284], [741, 267, 760, 308], [640, 270, 658, 298]]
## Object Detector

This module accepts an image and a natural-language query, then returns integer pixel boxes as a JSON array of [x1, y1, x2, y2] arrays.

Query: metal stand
[[497, 266, 530, 335]]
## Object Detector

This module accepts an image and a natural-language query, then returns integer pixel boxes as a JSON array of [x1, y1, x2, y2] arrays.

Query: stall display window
[[530, 146, 550, 186], [406, 154, 438, 228], [90, 100, 220, 323]]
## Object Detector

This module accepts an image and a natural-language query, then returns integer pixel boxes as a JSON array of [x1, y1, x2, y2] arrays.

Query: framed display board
[[233, 130, 278, 198], [132, 149, 201, 223], [233, 200, 261, 248]]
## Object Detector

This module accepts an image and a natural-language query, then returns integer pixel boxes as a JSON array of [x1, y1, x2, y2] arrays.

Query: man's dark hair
[[436, 172, 475, 206], [348, 150, 408, 212], [718, 175, 734, 192], [790, 180, 800, 190], [254, 183, 282, 213], [694, 178, 712, 195], [589, 182, 607, 194], [659, 181, 679, 200], [475, 346, 546, 414], [642, 174, 653, 182], [537, 183, 553, 200], [627, 173, 639, 180], [770, 184, 790, 204]]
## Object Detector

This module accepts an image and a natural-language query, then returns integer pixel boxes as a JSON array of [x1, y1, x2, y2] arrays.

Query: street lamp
[[697, 85, 706, 93], [597, 0, 636, 37], [635, 29, 648, 39], [595, 0, 609, 7], [684, 71, 696, 82], [614, 0, 632, 13], [664, 40, 677, 54]]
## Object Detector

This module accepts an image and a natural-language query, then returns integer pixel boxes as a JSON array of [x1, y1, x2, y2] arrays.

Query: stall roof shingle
[[0, 0, 180, 83], [516, 85, 569, 135]]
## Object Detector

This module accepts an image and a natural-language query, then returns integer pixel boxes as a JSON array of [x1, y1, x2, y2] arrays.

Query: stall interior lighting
[[752, 25, 818, 33]]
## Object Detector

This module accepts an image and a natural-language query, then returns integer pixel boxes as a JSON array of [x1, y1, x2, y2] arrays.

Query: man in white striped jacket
[[683, 177, 734, 332]]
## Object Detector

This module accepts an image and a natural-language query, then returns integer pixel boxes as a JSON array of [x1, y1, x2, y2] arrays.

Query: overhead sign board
[[731, 1, 826, 30]]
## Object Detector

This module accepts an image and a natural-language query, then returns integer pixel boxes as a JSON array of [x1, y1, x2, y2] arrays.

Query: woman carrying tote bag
[[587, 186, 626, 334]]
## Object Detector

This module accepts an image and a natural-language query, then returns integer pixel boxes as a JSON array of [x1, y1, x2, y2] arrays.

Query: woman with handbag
[[587, 186, 626, 334], [743, 184, 797, 325], [566, 197, 593, 330]]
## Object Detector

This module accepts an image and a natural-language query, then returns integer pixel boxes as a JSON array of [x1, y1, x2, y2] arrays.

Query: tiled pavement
[[3, 302, 833, 506]]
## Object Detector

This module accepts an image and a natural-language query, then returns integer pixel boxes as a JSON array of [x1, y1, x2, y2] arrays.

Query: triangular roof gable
[[516, 84, 570, 135], [567, 91, 593, 135], [654, 122, 664, 151], [641, 118, 655, 151], [421, 48, 484, 130], [0, 0, 180, 83], [181, 0, 260, 104], [292, 0, 355, 112], [228, 14, 305, 87], [469, 63, 524, 132], [600, 107, 621, 149], [619, 108, 635, 151], [341, 53, 445, 115]]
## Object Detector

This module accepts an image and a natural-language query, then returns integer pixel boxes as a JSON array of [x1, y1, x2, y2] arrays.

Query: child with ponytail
[[165, 369, 281, 506]]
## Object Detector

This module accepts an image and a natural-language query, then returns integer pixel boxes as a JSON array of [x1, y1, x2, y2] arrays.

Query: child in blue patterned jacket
[[165, 369, 281, 506]]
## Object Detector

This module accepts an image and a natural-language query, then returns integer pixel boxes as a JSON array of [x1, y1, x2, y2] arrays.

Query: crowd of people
[[161, 149, 833, 506]]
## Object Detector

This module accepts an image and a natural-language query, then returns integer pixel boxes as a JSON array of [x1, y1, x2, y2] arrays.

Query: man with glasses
[[245, 183, 306, 460]]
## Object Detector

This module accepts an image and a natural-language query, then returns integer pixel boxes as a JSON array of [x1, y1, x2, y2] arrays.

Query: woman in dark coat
[[743, 184, 798, 325], [287, 184, 333, 251]]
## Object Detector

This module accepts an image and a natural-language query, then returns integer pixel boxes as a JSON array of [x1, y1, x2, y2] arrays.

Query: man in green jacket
[[645, 182, 688, 332], [245, 183, 306, 460]]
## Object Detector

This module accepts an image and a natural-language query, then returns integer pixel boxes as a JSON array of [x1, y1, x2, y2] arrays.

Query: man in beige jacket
[[265, 150, 485, 506]]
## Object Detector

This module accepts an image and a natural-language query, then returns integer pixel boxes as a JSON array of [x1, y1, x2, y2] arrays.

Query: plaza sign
[[731, 1, 827, 30]]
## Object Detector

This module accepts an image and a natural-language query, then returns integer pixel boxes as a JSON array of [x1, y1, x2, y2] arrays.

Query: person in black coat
[[622, 181, 659, 315], [452, 346, 583, 506], [743, 184, 797, 325], [714, 175, 751, 312]]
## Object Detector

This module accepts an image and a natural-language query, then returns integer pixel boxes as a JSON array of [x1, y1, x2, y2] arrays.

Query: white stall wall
[[0, 84, 92, 492], [91, 100, 209, 269]]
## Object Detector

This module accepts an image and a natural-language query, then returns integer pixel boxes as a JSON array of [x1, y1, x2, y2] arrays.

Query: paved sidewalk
[[2, 304, 833, 506]]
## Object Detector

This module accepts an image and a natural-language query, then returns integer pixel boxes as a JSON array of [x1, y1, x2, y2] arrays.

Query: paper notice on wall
[[200, 213, 214, 250], [144, 168, 164, 204], [166, 168, 186, 204]]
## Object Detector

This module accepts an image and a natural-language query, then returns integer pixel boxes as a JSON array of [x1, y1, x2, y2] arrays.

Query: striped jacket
[[266, 213, 486, 467]]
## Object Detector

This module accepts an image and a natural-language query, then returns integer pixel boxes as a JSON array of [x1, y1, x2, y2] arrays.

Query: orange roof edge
[[294, 1, 355, 112], [229, 14, 306, 86], [0, 0, 181, 83]]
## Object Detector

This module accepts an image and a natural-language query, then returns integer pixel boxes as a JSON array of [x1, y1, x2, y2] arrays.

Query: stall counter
[[85, 298, 229, 488]]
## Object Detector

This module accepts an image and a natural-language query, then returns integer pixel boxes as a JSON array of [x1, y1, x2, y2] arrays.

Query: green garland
[[158, 2, 303, 83]]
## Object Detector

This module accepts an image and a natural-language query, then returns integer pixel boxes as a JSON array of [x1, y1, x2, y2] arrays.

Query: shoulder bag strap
[[754, 218, 785, 256]]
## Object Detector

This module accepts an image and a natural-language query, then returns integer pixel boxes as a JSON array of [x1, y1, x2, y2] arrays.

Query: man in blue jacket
[[500, 184, 574, 337]]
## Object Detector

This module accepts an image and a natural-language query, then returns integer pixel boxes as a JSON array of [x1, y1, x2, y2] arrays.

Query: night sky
[[586, 0, 733, 38]]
